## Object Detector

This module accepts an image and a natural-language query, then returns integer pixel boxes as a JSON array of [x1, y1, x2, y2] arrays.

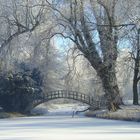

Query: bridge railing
[[31, 90, 107, 110]]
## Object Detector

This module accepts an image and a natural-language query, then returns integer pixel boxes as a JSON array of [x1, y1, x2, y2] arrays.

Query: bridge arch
[[26, 90, 103, 112]]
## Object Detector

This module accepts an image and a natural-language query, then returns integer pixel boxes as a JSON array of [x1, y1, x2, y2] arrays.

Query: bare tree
[[129, 28, 140, 105], [119, 0, 140, 105], [44, 0, 131, 111], [0, 0, 45, 55]]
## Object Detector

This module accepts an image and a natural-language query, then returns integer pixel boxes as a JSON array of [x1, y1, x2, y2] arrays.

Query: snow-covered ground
[[0, 103, 140, 140], [0, 115, 140, 140], [86, 105, 140, 121], [31, 103, 89, 116]]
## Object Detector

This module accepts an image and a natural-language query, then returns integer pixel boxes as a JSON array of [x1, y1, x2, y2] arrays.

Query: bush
[[0, 64, 43, 113]]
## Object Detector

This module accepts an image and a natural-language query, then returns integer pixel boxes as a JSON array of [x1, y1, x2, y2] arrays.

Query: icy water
[[0, 104, 140, 140], [0, 115, 140, 140]]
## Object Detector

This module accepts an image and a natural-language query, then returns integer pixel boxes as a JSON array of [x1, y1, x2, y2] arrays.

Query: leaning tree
[[44, 0, 132, 111]]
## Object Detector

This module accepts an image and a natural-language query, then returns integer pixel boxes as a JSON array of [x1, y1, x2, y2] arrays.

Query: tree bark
[[133, 68, 139, 105], [132, 28, 140, 105], [97, 66, 122, 111], [133, 79, 139, 105]]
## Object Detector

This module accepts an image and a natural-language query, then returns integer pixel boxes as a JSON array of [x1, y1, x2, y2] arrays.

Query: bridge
[[25, 90, 107, 112]]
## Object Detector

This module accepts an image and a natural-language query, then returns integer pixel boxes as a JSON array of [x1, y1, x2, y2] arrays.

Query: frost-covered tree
[[44, 0, 128, 110], [0, 0, 46, 53]]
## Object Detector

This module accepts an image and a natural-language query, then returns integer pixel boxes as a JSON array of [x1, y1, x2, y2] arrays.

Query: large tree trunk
[[98, 66, 122, 111]]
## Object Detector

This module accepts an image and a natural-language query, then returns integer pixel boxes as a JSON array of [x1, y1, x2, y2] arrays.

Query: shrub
[[0, 64, 43, 113]]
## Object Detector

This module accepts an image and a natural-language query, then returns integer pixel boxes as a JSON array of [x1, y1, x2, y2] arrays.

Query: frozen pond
[[0, 115, 140, 140], [0, 103, 140, 140]]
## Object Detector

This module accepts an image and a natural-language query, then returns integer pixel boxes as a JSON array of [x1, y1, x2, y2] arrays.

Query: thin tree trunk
[[133, 69, 139, 105], [133, 80, 139, 105]]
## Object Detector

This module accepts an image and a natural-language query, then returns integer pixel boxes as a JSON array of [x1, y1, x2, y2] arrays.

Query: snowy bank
[[85, 105, 140, 122], [0, 112, 27, 119]]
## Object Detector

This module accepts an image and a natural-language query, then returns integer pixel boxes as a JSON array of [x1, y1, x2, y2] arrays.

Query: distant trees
[[129, 28, 140, 105], [62, 47, 103, 96], [121, 27, 140, 105], [119, 0, 140, 105], [0, 0, 46, 54]]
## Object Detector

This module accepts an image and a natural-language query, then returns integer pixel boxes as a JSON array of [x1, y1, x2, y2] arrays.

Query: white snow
[[31, 103, 89, 116], [0, 104, 140, 140], [88, 105, 140, 121]]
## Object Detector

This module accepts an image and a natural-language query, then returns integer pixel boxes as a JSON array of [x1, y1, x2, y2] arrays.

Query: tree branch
[[0, 21, 39, 54]]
